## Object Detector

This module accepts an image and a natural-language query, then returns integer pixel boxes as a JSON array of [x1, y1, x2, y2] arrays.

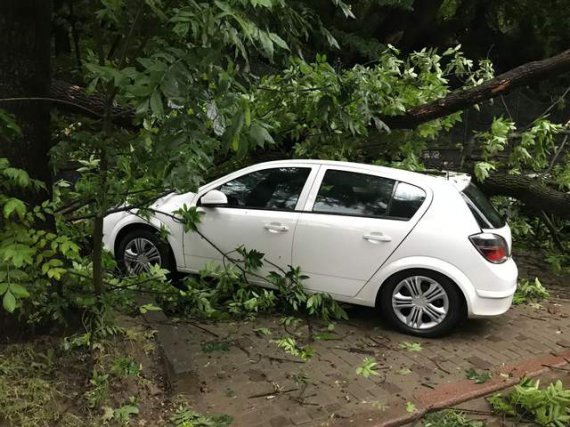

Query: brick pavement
[[154, 297, 570, 426]]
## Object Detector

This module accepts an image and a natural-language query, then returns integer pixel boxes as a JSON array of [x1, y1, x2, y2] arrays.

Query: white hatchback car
[[103, 160, 518, 337]]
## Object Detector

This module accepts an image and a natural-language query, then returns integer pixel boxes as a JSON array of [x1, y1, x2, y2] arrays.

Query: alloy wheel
[[123, 237, 162, 274], [391, 275, 449, 330]]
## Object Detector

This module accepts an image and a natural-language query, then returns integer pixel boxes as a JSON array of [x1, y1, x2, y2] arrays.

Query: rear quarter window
[[388, 182, 426, 219], [461, 183, 505, 229]]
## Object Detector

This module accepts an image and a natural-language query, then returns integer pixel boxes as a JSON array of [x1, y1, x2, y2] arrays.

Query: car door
[[184, 165, 317, 278], [292, 167, 428, 297]]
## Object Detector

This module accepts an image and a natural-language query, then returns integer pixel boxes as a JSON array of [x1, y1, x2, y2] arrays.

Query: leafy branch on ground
[[168, 405, 233, 427], [422, 409, 485, 427], [274, 337, 315, 361], [488, 378, 570, 426], [513, 277, 550, 305]]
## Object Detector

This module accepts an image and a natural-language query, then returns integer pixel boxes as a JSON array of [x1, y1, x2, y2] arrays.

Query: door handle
[[264, 223, 289, 233], [363, 232, 392, 243]]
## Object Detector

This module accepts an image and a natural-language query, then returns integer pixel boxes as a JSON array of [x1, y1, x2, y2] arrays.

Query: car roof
[[252, 159, 471, 191]]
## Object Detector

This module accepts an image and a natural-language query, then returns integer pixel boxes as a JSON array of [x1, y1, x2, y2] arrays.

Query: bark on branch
[[49, 49, 570, 132], [49, 79, 136, 129], [383, 48, 570, 129], [479, 174, 570, 220]]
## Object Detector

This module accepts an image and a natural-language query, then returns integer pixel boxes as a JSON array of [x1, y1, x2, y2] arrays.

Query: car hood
[[149, 192, 196, 213]]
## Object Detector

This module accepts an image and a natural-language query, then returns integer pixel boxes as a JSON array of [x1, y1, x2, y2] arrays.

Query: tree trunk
[[0, 0, 53, 205], [479, 174, 570, 220]]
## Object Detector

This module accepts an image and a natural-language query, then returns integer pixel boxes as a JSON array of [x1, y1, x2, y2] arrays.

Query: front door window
[[217, 167, 310, 211]]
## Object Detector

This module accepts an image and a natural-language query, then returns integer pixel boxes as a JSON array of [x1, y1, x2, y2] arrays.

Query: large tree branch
[[383, 48, 570, 129], [479, 174, 570, 220], [49, 49, 570, 132], [49, 79, 136, 129]]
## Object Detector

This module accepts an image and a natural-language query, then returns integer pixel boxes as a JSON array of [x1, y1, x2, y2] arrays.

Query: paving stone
[[149, 300, 570, 427], [465, 355, 493, 370], [289, 409, 313, 425], [381, 381, 402, 394], [269, 415, 292, 427]]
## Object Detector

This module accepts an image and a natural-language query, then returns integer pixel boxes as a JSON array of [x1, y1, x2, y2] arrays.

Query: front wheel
[[116, 229, 173, 275], [379, 269, 465, 338]]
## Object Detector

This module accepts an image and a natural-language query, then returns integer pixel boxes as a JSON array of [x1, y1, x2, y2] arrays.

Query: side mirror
[[200, 190, 228, 207]]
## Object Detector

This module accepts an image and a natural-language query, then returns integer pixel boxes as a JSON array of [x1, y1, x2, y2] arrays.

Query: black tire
[[379, 269, 465, 338], [116, 228, 174, 276]]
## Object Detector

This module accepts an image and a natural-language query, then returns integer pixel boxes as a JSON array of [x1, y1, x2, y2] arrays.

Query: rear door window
[[462, 183, 505, 228], [312, 170, 426, 220], [313, 170, 395, 218]]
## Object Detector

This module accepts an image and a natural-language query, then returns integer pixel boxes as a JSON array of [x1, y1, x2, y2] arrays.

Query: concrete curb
[[378, 349, 570, 427], [141, 307, 199, 393]]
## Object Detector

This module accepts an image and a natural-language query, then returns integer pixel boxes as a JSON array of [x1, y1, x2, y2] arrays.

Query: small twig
[[265, 355, 305, 364], [367, 335, 393, 349], [174, 320, 220, 338], [448, 407, 495, 416], [500, 95, 513, 121], [543, 134, 568, 177], [429, 357, 452, 375], [542, 364, 570, 372], [248, 388, 298, 399], [533, 85, 570, 124], [334, 346, 376, 356], [519, 313, 548, 321], [540, 211, 566, 252]]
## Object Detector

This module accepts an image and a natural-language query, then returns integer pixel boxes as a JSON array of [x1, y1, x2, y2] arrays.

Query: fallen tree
[[48, 49, 570, 131], [43, 49, 570, 220]]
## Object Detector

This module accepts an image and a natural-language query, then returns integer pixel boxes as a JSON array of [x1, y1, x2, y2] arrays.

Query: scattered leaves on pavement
[[399, 341, 423, 352], [465, 368, 492, 384], [356, 357, 380, 378]]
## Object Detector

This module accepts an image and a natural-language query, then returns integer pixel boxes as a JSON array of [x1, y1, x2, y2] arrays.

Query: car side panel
[[356, 182, 517, 315], [292, 165, 433, 298]]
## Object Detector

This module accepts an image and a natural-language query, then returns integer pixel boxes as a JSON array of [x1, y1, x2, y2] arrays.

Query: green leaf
[[3, 290, 16, 313], [139, 303, 162, 314], [399, 341, 423, 352], [248, 124, 274, 147], [3, 198, 26, 219], [268, 32, 289, 50], [356, 357, 379, 378], [258, 31, 274, 59], [150, 90, 164, 118], [3, 167, 30, 187], [474, 162, 495, 181], [9, 283, 29, 298], [405, 402, 416, 413], [253, 327, 271, 336]]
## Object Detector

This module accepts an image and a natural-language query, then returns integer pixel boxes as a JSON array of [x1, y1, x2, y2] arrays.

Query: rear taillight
[[469, 233, 509, 263]]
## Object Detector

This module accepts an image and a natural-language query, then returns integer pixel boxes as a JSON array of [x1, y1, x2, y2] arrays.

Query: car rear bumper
[[467, 257, 517, 317]]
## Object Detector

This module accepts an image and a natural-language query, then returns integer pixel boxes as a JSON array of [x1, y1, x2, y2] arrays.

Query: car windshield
[[462, 183, 505, 229]]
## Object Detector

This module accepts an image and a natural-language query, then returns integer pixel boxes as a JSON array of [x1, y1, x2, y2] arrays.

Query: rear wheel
[[116, 229, 174, 275], [380, 269, 464, 337]]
